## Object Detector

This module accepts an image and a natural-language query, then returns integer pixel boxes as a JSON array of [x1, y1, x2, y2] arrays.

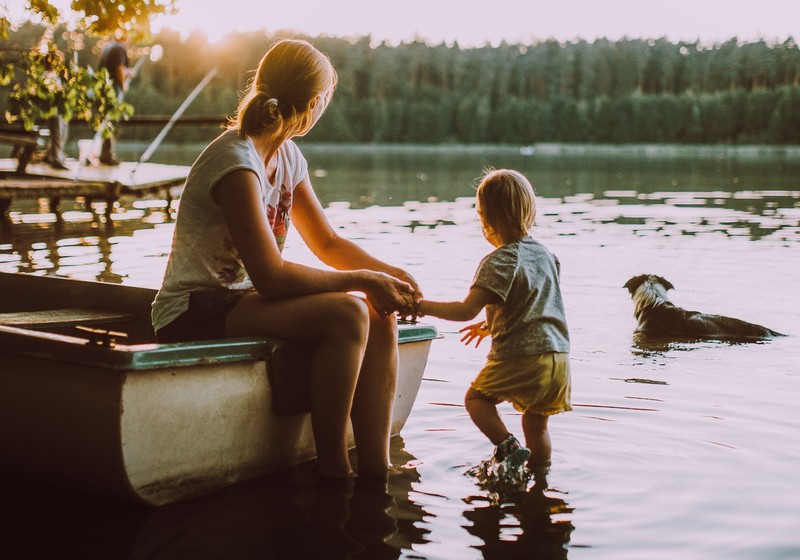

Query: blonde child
[[413, 168, 571, 474]]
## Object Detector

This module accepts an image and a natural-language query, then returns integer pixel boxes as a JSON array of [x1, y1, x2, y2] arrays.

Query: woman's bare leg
[[225, 292, 370, 478], [349, 308, 398, 477]]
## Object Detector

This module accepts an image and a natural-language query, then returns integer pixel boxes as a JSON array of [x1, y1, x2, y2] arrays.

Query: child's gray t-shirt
[[472, 236, 570, 360]]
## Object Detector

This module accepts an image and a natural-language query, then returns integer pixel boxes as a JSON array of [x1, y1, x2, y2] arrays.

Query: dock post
[[48, 196, 63, 223], [0, 198, 10, 225], [85, 196, 102, 223], [105, 197, 118, 223], [104, 183, 121, 225], [165, 188, 174, 218]]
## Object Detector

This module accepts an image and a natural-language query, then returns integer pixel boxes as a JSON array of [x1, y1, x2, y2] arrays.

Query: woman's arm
[[292, 175, 422, 295], [417, 286, 499, 322], [214, 169, 412, 313]]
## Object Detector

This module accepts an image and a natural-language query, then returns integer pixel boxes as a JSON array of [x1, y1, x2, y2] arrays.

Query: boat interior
[[0, 272, 156, 345]]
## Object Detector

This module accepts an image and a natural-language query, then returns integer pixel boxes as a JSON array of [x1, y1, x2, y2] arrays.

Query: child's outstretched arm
[[416, 286, 498, 322]]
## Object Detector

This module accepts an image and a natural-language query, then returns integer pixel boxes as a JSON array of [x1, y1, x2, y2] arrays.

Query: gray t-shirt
[[472, 236, 570, 359], [151, 130, 307, 332]]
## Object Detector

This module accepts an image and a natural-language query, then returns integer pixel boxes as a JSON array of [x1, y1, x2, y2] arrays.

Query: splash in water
[[466, 457, 535, 504]]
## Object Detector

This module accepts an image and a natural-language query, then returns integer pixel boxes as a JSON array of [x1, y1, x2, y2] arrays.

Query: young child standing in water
[[411, 168, 571, 474]]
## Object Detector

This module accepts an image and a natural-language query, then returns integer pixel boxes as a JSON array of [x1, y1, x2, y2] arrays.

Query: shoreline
[[298, 142, 800, 160]]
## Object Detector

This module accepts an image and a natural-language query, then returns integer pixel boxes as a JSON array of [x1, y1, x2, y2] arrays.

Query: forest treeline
[[3, 22, 800, 145]]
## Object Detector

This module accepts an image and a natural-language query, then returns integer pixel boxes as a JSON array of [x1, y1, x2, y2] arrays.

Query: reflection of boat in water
[[2, 435, 431, 558], [0, 272, 437, 506], [129, 437, 430, 559]]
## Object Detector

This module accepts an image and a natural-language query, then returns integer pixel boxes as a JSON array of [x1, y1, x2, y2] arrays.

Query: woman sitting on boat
[[151, 39, 419, 481]]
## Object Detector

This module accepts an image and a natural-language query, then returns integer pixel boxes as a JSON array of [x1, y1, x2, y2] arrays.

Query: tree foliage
[[6, 0, 176, 41], [2, 9, 799, 145], [129, 32, 797, 145], [4, 41, 87, 127], [0, 0, 162, 134]]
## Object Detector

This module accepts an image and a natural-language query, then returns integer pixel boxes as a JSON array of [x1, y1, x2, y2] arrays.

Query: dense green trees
[[3, 21, 799, 145], [310, 35, 799, 145]]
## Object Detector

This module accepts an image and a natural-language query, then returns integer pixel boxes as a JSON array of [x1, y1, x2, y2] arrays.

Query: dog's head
[[623, 274, 675, 295], [623, 274, 674, 324], [624, 275, 675, 319]]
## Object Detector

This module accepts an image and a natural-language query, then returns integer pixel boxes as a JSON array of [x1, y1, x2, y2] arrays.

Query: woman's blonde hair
[[476, 168, 537, 242], [229, 39, 338, 139]]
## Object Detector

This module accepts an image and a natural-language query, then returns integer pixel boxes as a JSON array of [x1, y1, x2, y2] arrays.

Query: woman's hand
[[362, 271, 415, 318], [392, 269, 423, 321], [459, 321, 490, 348], [392, 269, 422, 300]]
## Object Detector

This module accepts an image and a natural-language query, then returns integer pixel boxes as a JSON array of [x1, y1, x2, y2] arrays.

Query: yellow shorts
[[471, 352, 572, 415]]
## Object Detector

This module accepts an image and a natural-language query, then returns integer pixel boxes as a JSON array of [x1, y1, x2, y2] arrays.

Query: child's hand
[[459, 321, 489, 348]]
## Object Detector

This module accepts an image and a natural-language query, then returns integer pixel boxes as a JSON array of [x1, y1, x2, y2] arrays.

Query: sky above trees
[[7, 0, 799, 46]]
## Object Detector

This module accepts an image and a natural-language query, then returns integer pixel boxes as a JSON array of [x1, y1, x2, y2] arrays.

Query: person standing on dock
[[42, 42, 70, 170], [97, 36, 131, 165], [44, 114, 69, 170], [152, 39, 420, 482]]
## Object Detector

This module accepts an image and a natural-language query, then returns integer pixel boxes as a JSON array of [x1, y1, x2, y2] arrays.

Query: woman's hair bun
[[262, 95, 280, 120]]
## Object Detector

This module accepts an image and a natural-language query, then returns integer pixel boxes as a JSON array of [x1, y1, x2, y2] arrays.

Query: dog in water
[[623, 274, 783, 340]]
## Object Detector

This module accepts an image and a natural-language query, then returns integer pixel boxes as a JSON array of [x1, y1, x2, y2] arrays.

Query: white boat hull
[[121, 341, 431, 505], [0, 273, 436, 506]]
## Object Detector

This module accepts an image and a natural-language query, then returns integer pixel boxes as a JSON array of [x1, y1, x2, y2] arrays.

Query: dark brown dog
[[623, 274, 784, 339]]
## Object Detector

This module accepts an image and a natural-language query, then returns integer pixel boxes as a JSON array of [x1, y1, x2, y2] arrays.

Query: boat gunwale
[[0, 322, 438, 371]]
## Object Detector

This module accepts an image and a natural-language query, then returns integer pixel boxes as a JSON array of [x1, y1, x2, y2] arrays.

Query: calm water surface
[[2, 144, 799, 559]]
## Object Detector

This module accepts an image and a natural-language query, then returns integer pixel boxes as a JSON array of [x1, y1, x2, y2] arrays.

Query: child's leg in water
[[522, 411, 551, 467], [465, 387, 532, 483], [464, 387, 509, 446]]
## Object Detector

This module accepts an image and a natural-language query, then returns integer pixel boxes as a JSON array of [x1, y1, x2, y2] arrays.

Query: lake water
[[2, 144, 799, 559]]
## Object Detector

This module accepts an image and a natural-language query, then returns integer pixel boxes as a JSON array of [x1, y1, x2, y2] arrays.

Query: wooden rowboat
[[0, 272, 437, 506]]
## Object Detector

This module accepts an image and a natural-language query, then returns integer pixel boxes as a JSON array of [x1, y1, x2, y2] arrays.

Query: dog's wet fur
[[623, 274, 784, 340]]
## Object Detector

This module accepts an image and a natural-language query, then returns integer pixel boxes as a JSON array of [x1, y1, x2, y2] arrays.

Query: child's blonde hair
[[476, 168, 536, 242], [229, 39, 338, 139]]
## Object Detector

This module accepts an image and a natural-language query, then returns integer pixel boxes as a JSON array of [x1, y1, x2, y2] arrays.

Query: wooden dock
[[0, 158, 189, 221]]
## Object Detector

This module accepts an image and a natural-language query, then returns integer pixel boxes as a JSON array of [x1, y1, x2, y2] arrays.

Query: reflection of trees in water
[[588, 189, 800, 241], [463, 471, 575, 560], [304, 147, 800, 244], [303, 145, 800, 205]]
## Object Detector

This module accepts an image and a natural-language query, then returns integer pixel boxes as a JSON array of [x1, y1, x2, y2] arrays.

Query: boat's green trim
[[114, 338, 275, 369], [0, 322, 437, 371], [397, 322, 439, 344]]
